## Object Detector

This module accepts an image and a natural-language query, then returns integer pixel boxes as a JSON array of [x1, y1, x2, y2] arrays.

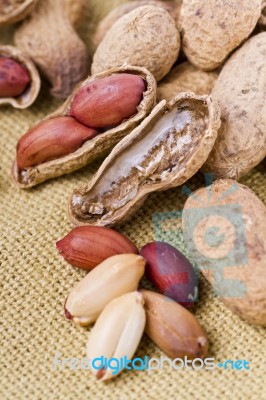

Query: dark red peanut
[[56, 226, 138, 270], [69, 73, 146, 128], [16, 116, 99, 169], [140, 241, 197, 308], [0, 57, 30, 98]]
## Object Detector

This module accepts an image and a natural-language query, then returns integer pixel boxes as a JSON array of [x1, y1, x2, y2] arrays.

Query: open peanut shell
[[68, 92, 221, 227], [0, 45, 40, 109], [12, 65, 156, 188], [0, 0, 37, 26]]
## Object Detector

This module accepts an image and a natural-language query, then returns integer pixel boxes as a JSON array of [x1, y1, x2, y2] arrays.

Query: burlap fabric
[[0, 1, 265, 399]]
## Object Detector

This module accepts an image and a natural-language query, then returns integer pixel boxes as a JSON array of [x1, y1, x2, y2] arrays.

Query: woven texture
[[0, 1, 265, 399]]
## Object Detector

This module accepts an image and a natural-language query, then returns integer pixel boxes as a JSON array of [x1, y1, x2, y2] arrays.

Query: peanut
[[87, 292, 146, 381], [56, 226, 138, 271], [69, 74, 146, 129], [140, 241, 197, 308], [64, 254, 145, 326], [14, 0, 89, 99], [16, 116, 99, 169], [141, 290, 208, 359], [0, 56, 30, 98]]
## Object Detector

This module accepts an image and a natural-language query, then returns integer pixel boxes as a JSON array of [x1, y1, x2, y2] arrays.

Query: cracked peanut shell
[[203, 32, 266, 179], [0, 0, 37, 26], [0, 46, 40, 109], [69, 92, 221, 227], [179, 0, 261, 70], [92, 5, 180, 82], [182, 179, 266, 327], [12, 65, 156, 188]]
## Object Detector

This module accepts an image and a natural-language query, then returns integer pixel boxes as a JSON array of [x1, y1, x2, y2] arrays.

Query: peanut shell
[[0, 0, 37, 26], [179, 0, 261, 70], [203, 32, 266, 179], [12, 66, 156, 188], [68, 92, 221, 227], [182, 179, 266, 327], [93, 0, 182, 48], [0, 46, 40, 109], [14, 0, 89, 99], [157, 62, 219, 102], [258, 0, 266, 31], [92, 5, 180, 82]]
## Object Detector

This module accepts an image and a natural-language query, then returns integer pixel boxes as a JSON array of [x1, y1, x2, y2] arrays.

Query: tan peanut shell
[[14, 0, 89, 99], [93, 0, 182, 48], [0, 0, 36, 26], [182, 179, 266, 327], [68, 92, 221, 227], [12, 66, 156, 189], [0, 46, 40, 109], [258, 0, 266, 30], [203, 33, 266, 179], [179, 0, 261, 70], [157, 62, 219, 102], [92, 5, 180, 82], [64, 0, 86, 27]]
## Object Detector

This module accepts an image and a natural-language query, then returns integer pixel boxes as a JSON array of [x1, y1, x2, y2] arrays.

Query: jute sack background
[[0, 1, 265, 399]]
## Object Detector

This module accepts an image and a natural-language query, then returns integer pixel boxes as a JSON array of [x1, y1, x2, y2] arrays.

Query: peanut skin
[[0, 57, 30, 97], [56, 226, 138, 270], [69, 73, 146, 129], [17, 116, 99, 169]]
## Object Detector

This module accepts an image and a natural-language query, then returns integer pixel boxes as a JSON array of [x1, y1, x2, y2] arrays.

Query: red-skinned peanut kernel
[[16, 116, 99, 169], [69, 73, 146, 129], [56, 226, 138, 270], [140, 241, 197, 308], [0, 57, 30, 97]]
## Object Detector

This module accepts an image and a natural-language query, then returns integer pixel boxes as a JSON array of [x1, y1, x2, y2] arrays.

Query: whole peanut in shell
[[203, 32, 266, 179], [182, 179, 266, 327], [92, 5, 180, 81], [93, 0, 182, 48], [14, 0, 89, 99], [179, 0, 261, 70]]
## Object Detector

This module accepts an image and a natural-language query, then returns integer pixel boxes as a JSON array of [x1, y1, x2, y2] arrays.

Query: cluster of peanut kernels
[[57, 226, 207, 381]]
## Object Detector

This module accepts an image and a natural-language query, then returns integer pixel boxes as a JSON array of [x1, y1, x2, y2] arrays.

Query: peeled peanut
[[56, 226, 138, 270], [87, 292, 146, 381], [16, 116, 98, 169], [69, 74, 146, 129], [0, 57, 30, 97], [65, 254, 145, 326]]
